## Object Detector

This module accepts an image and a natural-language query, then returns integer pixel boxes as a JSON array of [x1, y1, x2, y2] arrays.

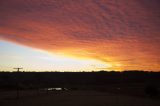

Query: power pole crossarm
[[13, 68, 23, 72]]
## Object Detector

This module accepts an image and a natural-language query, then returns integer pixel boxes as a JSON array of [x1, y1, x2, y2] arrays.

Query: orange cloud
[[0, 0, 160, 71]]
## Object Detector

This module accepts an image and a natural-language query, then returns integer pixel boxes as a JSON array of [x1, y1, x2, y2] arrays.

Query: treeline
[[0, 71, 160, 90]]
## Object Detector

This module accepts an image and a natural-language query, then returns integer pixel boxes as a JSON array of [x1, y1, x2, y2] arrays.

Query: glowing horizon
[[0, 41, 112, 72]]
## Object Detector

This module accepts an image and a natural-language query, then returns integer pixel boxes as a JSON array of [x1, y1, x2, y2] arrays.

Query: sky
[[0, 0, 160, 71], [0, 41, 107, 71]]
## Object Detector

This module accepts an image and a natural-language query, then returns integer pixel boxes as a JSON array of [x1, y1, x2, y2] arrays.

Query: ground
[[0, 90, 160, 106]]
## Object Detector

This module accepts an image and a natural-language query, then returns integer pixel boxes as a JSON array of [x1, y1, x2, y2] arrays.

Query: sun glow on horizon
[[0, 41, 112, 72]]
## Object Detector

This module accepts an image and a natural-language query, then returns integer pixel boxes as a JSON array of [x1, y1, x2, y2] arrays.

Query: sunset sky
[[0, 0, 160, 71]]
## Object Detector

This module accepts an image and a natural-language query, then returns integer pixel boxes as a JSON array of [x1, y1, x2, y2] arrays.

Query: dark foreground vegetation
[[0, 71, 160, 106], [0, 71, 160, 96]]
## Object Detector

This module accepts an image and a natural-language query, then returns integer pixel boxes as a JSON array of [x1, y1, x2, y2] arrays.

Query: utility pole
[[13, 67, 23, 99], [13, 68, 23, 72]]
